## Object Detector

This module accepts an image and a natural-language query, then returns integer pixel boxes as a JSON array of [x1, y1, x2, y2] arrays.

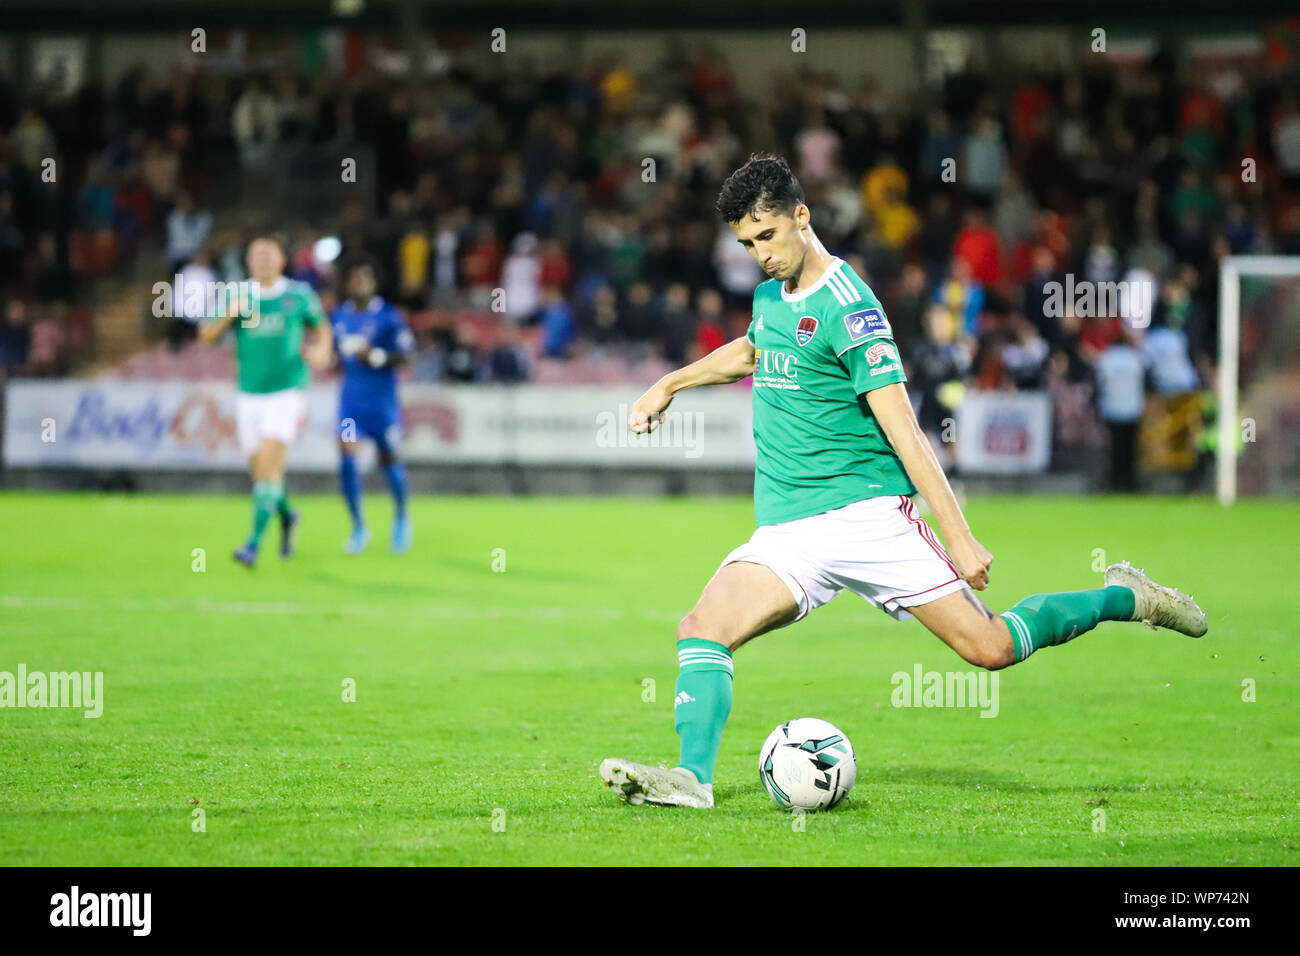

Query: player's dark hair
[[339, 252, 382, 287], [715, 154, 806, 224]]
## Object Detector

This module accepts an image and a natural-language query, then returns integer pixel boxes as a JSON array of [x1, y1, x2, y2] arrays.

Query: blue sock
[[339, 455, 363, 529], [383, 462, 408, 519]]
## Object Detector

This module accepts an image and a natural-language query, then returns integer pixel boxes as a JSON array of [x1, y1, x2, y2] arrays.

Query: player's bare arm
[[197, 284, 255, 345], [196, 311, 236, 345], [305, 324, 334, 370], [866, 381, 993, 590], [629, 335, 756, 434]]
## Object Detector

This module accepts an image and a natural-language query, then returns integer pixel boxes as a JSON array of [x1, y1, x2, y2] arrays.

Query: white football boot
[[598, 759, 714, 808], [1105, 561, 1208, 638]]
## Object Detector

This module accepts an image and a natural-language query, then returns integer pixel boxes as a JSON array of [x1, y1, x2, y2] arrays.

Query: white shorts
[[235, 389, 306, 457], [719, 495, 969, 623]]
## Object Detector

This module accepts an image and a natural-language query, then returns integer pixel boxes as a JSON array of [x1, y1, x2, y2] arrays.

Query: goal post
[[1216, 255, 1300, 505]]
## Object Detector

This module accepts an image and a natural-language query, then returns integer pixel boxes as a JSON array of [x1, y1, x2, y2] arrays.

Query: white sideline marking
[[0, 594, 674, 622]]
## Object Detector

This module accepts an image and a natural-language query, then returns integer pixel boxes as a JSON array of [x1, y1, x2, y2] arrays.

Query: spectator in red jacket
[[461, 220, 505, 308], [952, 207, 1005, 286], [692, 288, 728, 360], [538, 237, 572, 291]]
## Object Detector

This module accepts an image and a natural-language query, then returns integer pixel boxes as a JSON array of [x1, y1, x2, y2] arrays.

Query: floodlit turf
[[0, 491, 1295, 866]]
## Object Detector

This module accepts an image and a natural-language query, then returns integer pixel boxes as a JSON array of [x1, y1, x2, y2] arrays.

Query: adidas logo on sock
[[674, 691, 696, 707]]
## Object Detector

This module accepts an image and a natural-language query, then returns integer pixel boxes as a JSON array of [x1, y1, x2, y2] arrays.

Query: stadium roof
[[0, 0, 1287, 32]]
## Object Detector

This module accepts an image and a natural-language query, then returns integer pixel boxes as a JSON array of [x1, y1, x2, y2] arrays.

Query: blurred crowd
[[3, 35, 1300, 474], [0, 65, 230, 373]]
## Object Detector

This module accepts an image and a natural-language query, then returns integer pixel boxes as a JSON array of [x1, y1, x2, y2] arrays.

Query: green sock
[[1002, 586, 1136, 663], [247, 481, 280, 549], [674, 638, 733, 784], [276, 482, 293, 520]]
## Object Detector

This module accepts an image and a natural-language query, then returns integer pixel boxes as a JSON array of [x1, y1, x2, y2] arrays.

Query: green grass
[[0, 491, 1295, 866]]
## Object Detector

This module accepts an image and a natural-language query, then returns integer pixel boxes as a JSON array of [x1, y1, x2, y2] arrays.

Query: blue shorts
[[339, 404, 403, 454]]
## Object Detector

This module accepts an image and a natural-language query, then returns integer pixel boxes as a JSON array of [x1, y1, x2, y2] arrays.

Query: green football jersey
[[746, 256, 915, 526], [230, 279, 326, 394]]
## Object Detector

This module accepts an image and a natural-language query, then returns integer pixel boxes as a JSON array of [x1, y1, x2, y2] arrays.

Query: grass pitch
[[0, 491, 1295, 866]]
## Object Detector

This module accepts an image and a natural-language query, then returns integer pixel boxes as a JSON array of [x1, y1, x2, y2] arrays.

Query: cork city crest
[[795, 315, 818, 346]]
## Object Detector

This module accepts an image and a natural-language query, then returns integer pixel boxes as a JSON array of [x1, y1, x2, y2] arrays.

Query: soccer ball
[[758, 718, 857, 811]]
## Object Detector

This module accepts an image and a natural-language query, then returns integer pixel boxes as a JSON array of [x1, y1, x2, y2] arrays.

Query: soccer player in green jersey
[[599, 155, 1208, 808], [199, 237, 333, 568]]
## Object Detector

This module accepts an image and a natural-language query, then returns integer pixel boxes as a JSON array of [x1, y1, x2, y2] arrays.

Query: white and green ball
[[758, 718, 857, 811]]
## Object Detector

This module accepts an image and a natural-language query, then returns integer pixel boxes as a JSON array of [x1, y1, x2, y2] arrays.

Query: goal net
[[1217, 256, 1300, 503]]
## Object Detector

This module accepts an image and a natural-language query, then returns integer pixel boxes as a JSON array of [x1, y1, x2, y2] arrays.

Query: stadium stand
[[2, 31, 1298, 480]]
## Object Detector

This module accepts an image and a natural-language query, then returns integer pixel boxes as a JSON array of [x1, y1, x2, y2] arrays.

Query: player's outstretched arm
[[866, 382, 994, 590], [629, 336, 756, 434], [197, 288, 255, 345], [305, 323, 334, 370], [197, 312, 236, 345]]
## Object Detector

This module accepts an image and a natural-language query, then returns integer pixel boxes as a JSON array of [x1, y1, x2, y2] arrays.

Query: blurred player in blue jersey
[[332, 256, 415, 555]]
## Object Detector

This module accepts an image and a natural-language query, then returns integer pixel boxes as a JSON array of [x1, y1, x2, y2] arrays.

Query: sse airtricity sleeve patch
[[828, 301, 906, 395], [840, 306, 891, 346]]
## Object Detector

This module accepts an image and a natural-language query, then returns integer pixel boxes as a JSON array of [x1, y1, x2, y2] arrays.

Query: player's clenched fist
[[306, 339, 334, 370], [948, 534, 994, 591], [629, 382, 674, 434]]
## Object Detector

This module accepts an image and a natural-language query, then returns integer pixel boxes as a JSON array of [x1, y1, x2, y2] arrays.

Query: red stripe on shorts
[[898, 495, 959, 576]]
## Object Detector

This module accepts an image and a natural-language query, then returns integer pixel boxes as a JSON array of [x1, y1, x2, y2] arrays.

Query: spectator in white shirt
[[1272, 96, 1300, 188], [165, 191, 213, 272], [500, 231, 542, 324], [232, 79, 280, 171], [168, 248, 216, 350], [963, 115, 1009, 200], [1095, 329, 1147, 491], [1142, 317, 1199, 394], [712, 224, 765, 312], [794, 111, 841, 184], [1120, 265, 1158, 331]]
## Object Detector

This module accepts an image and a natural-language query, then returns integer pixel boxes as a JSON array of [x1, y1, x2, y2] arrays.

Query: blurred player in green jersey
[[600, 155, 1208, 808], [199, 237, 333, 567]]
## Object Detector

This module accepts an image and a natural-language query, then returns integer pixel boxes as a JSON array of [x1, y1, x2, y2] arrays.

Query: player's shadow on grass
[[871, 765, 1193, 798], [306, 570, 456, 599], [415, 553, 607, 585], [307, 558, 599, 592]]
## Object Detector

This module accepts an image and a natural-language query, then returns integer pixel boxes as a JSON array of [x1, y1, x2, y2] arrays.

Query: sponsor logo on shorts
[[843, 307, 890, 342], [795, 315, 818, 346]]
